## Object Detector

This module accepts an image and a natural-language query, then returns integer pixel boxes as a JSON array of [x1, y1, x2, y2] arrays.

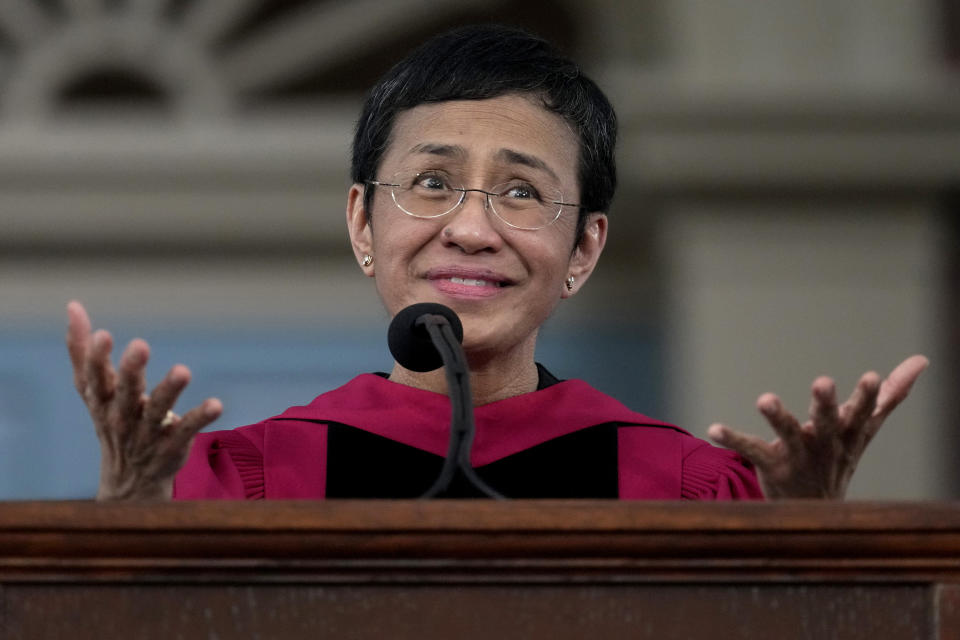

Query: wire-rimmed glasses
[[366, 170, 582, 231]]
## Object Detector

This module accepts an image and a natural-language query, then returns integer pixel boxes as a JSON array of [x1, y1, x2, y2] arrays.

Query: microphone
[[388, 302, 463, 372], [387, 303, 503, 499]]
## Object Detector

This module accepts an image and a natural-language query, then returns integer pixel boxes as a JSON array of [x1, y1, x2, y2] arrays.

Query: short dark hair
[[351, 24, 618, 237]]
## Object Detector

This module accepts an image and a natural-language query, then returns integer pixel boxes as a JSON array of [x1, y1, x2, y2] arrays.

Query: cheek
[[517, 229, 575, 278], [370, 211, 433, 259], [536, 215, 578, 256], [369, 219, 441, 305]]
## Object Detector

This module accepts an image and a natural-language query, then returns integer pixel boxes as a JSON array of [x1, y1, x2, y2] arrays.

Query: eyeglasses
[[365, 170, 582, 231]]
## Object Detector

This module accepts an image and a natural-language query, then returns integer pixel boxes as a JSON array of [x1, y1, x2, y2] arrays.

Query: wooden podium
[[2, 500, 959, 639]]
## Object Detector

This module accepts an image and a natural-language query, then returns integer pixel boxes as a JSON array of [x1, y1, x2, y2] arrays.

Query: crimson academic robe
[[173, 371, 762, 500]]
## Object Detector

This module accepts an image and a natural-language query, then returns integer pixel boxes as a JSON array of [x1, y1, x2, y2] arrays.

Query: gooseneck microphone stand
[[416, 313, 503, 499]]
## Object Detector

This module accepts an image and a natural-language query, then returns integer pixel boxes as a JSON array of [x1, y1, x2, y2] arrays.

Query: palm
[[708, 355, 928, 499]]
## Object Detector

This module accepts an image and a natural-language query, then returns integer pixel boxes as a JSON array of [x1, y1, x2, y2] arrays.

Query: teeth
[[450, 277, 488, 287], [449, 277, 500, 287]]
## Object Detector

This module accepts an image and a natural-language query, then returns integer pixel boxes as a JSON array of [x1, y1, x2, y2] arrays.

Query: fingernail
[[204, 400, 222, 418]]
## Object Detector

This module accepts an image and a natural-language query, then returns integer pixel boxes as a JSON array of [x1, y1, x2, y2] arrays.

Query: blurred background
[[0, 0, 957, 499]]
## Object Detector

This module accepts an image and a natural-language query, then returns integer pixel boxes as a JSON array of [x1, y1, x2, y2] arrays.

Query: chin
[[462, 323, 531, 358], [459, 326, 494, 350], [459, 320, 503, 348]]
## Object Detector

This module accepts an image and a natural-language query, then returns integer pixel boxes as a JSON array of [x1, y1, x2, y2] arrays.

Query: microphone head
[[388, 302, 464, 372]]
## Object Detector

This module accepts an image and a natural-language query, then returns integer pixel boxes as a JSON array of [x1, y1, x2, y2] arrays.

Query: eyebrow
[[494, 149, 559, 183], [406, 143, 560, 182], [407, 143, 465, 159]]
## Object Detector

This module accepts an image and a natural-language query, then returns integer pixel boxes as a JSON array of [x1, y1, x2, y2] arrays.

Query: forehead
[[382, 95, 580, 183]]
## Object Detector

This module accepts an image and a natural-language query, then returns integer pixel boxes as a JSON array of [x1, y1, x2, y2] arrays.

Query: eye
[[500, 182, 541, 201], [414, 172, 451, 191]]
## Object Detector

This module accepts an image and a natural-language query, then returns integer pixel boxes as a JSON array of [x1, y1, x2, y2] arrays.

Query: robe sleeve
[[679, 439, 764, 500], [173, 425, 266, 500]]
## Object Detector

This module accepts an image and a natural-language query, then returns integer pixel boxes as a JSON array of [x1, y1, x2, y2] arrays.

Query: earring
[[565, 276, 575, 291], [361, 254, 373, 267]]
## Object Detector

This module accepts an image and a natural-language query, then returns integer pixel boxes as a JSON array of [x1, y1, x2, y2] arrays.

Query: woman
[[66, 25, 927, 501]]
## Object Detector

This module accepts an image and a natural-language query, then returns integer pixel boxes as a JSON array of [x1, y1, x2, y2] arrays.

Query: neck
[[389, 344, 539, 406]]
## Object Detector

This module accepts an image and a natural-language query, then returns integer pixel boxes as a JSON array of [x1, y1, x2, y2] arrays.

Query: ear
[[346, 183, 375, 277], [562, 213, 607, 299]]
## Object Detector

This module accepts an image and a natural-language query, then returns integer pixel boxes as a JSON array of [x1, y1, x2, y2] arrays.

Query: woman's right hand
[[66, 301, 222, 500]]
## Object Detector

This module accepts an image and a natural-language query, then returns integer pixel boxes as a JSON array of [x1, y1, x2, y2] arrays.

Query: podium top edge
[[2, 499, 959, 533]]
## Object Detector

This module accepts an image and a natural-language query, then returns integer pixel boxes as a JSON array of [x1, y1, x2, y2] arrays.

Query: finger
[[142, 364, 192, 426], [66, 300, 92, 393], [173, 398, 223, 445], [756, 393, 804, 448], [838, 370, 880, 429], [708, 423, 778, 469], [84, 329, 116, 403], [875, 354, 929, 418], [808, 376, 838, 437], [114, 339, 150, 421]]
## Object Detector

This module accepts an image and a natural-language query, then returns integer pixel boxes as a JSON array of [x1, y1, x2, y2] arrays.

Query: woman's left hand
[[707, 355, 929, 499]]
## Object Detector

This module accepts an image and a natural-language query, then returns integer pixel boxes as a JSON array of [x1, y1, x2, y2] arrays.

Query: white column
[[660, 200, 946, 498]]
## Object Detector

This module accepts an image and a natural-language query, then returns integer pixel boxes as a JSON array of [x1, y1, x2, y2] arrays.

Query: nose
[[440, 189, 504, 254]]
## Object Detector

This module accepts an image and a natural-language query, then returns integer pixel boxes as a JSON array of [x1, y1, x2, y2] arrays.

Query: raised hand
[[66, 301, 222, 500], [707, 355, 929, 499]]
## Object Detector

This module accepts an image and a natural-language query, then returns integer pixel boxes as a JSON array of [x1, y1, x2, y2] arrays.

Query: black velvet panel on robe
[[324, 365, 620, 499]]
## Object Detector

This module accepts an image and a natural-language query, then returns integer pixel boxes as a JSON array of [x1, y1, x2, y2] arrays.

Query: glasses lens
[[489, 182, 562, 230], [392, 171, 461, 218]]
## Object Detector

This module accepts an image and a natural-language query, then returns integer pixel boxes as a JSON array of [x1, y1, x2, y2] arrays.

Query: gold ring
[[160, 410, 178, 428]]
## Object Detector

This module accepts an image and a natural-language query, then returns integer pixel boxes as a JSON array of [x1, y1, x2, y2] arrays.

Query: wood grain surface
[[0, 500, 957, 638]]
